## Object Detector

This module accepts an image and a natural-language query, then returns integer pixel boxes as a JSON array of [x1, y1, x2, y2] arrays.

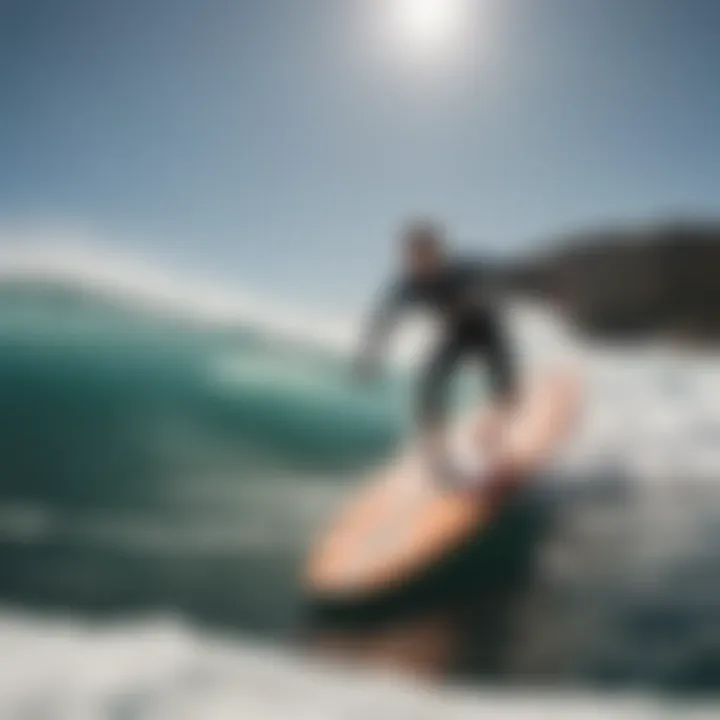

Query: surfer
[[354, 219, 518, 486]]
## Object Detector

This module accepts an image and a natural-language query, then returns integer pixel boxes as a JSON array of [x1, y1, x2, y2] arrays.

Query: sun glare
[[387, 0, 472, 58]]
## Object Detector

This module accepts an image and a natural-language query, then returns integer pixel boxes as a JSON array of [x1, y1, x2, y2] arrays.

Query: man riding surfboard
[[354, 219, 518, 486]]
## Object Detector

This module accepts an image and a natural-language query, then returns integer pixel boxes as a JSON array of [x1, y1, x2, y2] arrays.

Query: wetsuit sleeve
[[356, 280, 411, 369]]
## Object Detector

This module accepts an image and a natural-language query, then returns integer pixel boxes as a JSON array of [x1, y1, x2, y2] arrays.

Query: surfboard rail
[[305, 367, 582, 601]]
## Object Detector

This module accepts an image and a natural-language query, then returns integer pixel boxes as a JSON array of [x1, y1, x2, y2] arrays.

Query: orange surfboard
[[305, 368, 582, 602]]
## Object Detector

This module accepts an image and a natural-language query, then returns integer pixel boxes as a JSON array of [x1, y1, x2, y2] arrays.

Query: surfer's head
[[400, 219, 446, 276]]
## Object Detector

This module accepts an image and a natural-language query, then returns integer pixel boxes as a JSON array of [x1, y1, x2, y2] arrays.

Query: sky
[[1, 0, 719, 311]]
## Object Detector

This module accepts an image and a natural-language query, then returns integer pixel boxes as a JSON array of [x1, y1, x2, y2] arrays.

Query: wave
[[0, 244, 421, 497], [0, 241, 719, 694], [0, 240, 530, 500]]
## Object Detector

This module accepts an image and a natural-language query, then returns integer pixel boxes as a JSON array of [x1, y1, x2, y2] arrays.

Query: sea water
[[0, 251, 718, 717]]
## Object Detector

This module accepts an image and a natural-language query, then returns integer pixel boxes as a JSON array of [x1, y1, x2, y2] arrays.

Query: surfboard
[[305, 368, 582, 602]]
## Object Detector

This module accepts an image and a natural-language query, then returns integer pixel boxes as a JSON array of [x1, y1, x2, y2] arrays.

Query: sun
[[386, 0, 472, 58]]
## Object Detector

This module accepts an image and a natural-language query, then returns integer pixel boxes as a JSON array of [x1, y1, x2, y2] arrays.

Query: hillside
[[506, 221, 720, 344]]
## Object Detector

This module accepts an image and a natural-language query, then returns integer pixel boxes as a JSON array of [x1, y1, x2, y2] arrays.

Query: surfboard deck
[[305, 367, 582, 601]]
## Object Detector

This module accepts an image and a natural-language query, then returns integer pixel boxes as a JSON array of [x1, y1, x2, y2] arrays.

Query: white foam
[[0, 610, 713, 719], [0, 233, 354, 349]]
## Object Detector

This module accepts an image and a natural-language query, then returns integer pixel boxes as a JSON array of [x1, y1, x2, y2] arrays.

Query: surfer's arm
[[355, 281, 409, 375]]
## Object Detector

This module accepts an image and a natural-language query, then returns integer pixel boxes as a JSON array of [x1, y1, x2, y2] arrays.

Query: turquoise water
[[0, 278, 719, 695], [0, 282, 412, 512]]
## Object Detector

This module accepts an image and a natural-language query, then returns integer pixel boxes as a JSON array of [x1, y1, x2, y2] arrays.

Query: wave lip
[[0, 237, 361, 355]]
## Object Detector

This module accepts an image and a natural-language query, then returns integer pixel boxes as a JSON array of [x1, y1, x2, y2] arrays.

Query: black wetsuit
[[360, 258, 516, 431]]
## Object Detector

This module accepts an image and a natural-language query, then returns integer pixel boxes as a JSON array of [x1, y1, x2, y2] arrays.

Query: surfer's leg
[[417, 337, 462, 433], [468, 320, 518, 461], [480, 316, 517, 404], [417, 337, 465, 485]]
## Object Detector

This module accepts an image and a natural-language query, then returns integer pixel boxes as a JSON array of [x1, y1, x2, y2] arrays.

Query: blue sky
[[1, 0, 719, 310]]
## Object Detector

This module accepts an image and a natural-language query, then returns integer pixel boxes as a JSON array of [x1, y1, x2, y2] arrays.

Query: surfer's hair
[[401, 219, 445, 252]]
